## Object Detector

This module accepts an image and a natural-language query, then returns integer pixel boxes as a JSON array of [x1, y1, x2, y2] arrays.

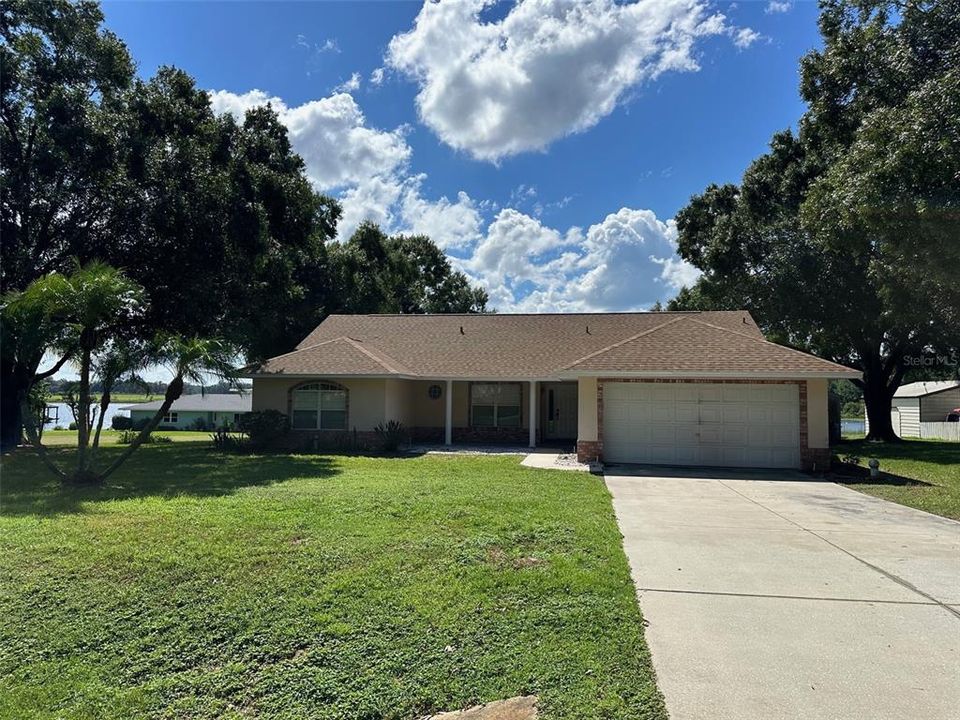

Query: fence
[[919, 422, 960, 442]]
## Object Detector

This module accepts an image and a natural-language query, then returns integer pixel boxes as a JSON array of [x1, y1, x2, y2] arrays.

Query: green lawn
[[0, 444, 666, 720], [51, 393, 157, 403], [39, 429, 212, 446], [834, 438, 960, 520]]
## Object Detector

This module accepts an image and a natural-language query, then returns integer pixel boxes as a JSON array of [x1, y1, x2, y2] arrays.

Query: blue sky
[[101, 0, 821, 313]]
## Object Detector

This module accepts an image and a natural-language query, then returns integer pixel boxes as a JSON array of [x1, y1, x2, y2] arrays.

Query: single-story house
[[865, 380, 960, 438], [121, 393, 252, 430], [245, 311, 859, 470]]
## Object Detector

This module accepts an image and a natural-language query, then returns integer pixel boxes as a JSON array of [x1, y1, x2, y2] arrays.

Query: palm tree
[[3, 262, 238, 484], [99, 336, 238, 481]]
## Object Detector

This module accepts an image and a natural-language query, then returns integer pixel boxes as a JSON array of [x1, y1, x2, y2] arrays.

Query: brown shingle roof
[[248, 311, 859, 379]]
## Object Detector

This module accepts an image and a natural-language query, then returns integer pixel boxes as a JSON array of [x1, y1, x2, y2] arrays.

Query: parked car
[[946, 408, 960, 422]]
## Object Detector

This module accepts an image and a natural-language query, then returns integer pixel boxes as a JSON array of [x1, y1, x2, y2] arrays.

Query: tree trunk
[[99, 375, 184, 481], [74, 345, 93, 479], [859, 343, 906, 443], [863, 374, 899, 442], [20, 398, 66, 480], [0, 361, 25, 451]]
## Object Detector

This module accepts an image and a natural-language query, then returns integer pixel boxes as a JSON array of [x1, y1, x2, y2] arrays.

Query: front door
[[542, 382, 578, 440]]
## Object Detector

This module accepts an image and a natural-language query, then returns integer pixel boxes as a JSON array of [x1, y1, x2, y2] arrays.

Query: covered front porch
[[407, 379, 579, 449], [250, 375, 581, 450]]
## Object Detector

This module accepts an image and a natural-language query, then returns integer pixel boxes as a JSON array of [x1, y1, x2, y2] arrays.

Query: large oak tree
[[670, 0, 959, 441], [1, 1, 488, 450]]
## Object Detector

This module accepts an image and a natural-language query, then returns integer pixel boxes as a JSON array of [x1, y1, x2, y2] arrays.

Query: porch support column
[[528, 380, 537, 448], [444, 379, 453, 446]]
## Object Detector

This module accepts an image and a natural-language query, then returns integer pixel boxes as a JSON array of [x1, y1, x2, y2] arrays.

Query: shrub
[[189, 417, 211, 431], [117, 430, 172, 445], [132, 417, 150, 431], [375, 420, 406, 452], [210, 427, 246, 452], [111, 415, 132, 430], [68, 422, 77, 430], [239, 410, 289, 449]]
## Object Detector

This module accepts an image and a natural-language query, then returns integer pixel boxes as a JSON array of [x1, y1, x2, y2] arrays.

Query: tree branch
[[34, 351, 73, 381]]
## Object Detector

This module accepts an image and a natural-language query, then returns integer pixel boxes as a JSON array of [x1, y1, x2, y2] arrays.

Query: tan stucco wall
[[407, 380, 531, 428], [577, 376, 598, 442], [806, 379, 829, 449], [384, 378, 413, 426], [252, 377, 538, 432], [252, 377, 388, 431]]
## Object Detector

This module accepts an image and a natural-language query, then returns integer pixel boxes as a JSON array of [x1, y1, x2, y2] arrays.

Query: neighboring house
[[121, 393, 252, 430], [865, 380, 960, 438], [245, 311, 859, 470]]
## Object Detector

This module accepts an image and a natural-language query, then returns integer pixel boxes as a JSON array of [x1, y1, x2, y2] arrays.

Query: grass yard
[[38, 429, 213, 446], [834, 438, 960, 520], [50, 393, 158, 403], [0, 444, 666, 720]]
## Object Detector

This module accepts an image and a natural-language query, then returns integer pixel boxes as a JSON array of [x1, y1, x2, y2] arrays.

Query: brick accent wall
[[588, 378, 825, 471], [576, 440, 602, 463], [287, 429, 380, 451]]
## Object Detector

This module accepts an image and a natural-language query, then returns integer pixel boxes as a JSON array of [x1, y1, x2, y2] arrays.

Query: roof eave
[[243, 372, 416, 380], [555, 369, 862, 380]]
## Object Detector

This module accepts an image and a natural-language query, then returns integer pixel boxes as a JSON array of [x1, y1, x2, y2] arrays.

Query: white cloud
[[462, 206, 697, 311], [333, 72, 361, 93], [386, 0, 757, 161], [209, 89, 409, 190], [369, 67, 385, 86], [732, 27, 761, 49], [399, 178, 483, 250], [765, 1, 792, 13], [208, 87, 697, 309]]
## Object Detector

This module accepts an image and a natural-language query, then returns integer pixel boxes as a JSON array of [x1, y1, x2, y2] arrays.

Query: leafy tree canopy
[[0, 1, 487, 449], [671, 0, 960, 441]]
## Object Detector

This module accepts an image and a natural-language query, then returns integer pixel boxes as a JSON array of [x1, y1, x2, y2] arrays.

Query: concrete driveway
[[606, 466, 960, 720]]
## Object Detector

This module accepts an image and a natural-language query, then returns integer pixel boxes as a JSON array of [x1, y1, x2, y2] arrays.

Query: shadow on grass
[[0, 443, 339, 517], [834, 437, 960, 466], [830, 463, 933, 487]]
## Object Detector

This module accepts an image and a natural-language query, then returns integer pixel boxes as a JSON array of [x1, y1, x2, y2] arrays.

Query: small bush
[[240, 410, 289, 449], [375, 420, 406, 452], [210, 427, 246, 452], [132, 417, 150, 431], [117, 430, 172, 445], [111, 415, 132, 430], [68, 422, 77, 431], [189, 417, 211, 431]]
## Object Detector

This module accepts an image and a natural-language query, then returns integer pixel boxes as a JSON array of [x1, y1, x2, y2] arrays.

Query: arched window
[[291, 382, 347, 430]]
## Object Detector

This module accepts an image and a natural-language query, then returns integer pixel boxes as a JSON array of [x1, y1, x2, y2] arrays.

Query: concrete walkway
[[606, 466, 960, 720]]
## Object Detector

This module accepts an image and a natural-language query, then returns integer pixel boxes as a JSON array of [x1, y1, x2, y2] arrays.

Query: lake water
[[43, 402, 129, 430], [841, 418, 865, 435]]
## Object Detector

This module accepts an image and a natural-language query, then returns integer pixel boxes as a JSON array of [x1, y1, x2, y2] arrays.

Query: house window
[[163, 412, 178, 424], [471, 383, 521, 428], [291, 382, 347, 430]]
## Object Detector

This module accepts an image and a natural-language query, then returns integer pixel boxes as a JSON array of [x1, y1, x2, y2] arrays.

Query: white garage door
[[603, 382, 801, 469]]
